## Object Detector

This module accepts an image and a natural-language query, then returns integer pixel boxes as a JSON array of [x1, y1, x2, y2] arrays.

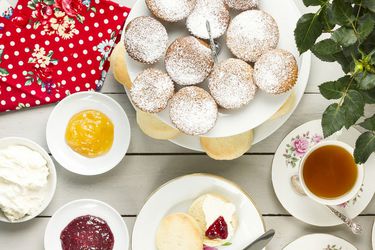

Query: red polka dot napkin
[[0, 0, 130, 112]]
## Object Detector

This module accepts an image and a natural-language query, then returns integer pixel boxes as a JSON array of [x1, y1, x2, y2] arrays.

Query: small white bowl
[[0, 137, 57, 223], [46, 91, 131, 175], [44, 199, 129, 250]]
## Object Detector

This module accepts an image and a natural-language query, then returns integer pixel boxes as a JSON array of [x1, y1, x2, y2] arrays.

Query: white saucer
[[132, 174, 265, 250], [372, 219, 375, 249], [0, 137, 57, 223], [44, 199, 129, 250], [272, 119, 375, 226], [46, 91, 131, 175], [123, 0, 311, 138], [283, 233, 356, 250]]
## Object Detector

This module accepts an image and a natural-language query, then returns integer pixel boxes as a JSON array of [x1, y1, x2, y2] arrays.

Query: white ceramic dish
[[372, 219, 375, 249], [272, 119, 375, 226], [46, 91, 131, 176], [132, 173, 265, 250], [44, 199, 129, 250], [283, 233, 357, 250], [123, 0, 311, 138], [0, 137, 57, 223]]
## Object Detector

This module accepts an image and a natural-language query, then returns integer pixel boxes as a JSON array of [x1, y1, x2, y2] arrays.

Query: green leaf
[[47, 51, 54, 58], [354, 131, 375, 164], [363, 0, 375, 12], [311, 39, 341, 62], [294, 13, 324, 54], [322, 103, 346, 137], [319, 5, 335, 32], [342, 90, 365, 128], [43, 0, 54, 5], [27, 1, 36, 9], [332, 27, 357, 46], [358, 14, 375, 41], [319, 76, 351, 99], [359, 114, 375, 130], [335, 52, 352, 73], [76, 14, 85, 24], [90, 6, 96, 12], [332, 0, 355, 26], [303, 0, 325, 6], [360, 88, 375, 104], [222, 242, 232, 246], [25, 79, 33, 86], [355, 72, 375, 90], [33, 21, 41, 29], [0, 68, 9, 76]]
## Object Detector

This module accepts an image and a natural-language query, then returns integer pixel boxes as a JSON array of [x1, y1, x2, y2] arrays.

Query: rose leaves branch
[[295, 0, 375, 164]]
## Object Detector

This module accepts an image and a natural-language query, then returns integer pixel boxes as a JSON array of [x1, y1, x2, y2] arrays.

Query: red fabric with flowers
[[0, 0, 130, 112]]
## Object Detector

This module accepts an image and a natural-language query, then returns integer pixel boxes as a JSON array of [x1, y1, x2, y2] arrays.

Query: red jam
[[60, 215, 114, 250], [205, 216, 228, 240]]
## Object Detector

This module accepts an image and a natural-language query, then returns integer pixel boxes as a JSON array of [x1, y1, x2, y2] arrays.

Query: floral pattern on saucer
[[283, 131, 322, 168], [324, 245, 342, 250]]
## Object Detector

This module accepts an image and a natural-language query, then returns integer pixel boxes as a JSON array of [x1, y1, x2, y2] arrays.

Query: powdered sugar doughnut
[[165, 36, 214, 86], [146, 0, 197, 22], [124, 16, 168, 64], [130, 68, 174, 113], [169, 86, 218, 135], [224, 0, 258, 10], [253, 49, 298, 94], [226, 10, 279, 62], [186, 0, 230, 39], [208, 58, 257, 109]]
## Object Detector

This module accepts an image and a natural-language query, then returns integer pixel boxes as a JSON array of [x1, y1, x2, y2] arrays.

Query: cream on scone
[[189, 194, 236, 247], [156, 213, 203, 250]]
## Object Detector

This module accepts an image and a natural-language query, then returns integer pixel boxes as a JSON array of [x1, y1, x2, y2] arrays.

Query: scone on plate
[[156, 213, 203, 250], [189, 194, 237, 247]]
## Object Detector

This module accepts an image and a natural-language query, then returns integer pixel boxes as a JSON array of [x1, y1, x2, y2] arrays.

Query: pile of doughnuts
[[123, 0, 299, 137]]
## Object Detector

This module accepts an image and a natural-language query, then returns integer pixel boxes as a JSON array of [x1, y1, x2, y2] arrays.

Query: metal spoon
[[290, 175, 362, 235], [205, 20, 221, 63]]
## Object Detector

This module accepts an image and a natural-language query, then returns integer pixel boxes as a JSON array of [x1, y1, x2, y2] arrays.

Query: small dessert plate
[[44, 199, 129, 250], [132, 173, 265, 250], [46, 91, 131, 175], [283, 233, 356, 250], [272, 119, 375, 226], [0, 137, 57, 223]]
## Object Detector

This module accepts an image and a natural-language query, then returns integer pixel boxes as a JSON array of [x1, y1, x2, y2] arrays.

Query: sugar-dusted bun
[[165, 36, 214, 86], [253, 49, 298, 94], [130, 68, 174, 113], [169, 86, 218, 135], [156, 213, 203, 250], [186, 0, 230, 39], [146, 0, 197, 22], [124, 16, 168, 64], [200, 129, 254, 160], [226, 10, 279, 62], [224, 0, 258, 10], [208, 58, 257, 109], [136, 110, 181, 140]]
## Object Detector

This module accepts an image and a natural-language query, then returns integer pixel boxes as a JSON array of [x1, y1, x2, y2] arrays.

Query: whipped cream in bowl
[[0, 137, 57, 223]]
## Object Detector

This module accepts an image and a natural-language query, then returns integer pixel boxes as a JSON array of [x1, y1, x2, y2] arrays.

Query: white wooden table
[[0, 0, 374, 249]]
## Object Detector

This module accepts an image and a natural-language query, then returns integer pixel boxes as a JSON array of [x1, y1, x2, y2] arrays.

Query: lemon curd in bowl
[[65, 110, 114, 158]]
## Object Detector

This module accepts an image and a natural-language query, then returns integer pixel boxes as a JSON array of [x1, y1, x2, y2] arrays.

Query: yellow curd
[[65, 110, 114, 158]]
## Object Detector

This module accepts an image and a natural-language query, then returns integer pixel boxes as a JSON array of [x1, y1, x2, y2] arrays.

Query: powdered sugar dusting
[[130, 68, 174, 113], [165, 36, 214, 85], [226, 10, 279, 62], [186, 0, 230, 39], [124, 16, 168, 64], [253, 49, 298, 94], [169, 86, 218, 135], [208, 58, 257, 109], [224, 0, 258, 10], [146, 0, 197, 22]]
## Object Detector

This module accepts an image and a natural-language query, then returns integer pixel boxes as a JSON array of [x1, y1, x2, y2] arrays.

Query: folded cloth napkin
[[0, 0, 130, 112]]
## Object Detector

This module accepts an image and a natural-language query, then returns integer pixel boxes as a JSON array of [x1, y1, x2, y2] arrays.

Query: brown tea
[[302, 145, 358, 199]]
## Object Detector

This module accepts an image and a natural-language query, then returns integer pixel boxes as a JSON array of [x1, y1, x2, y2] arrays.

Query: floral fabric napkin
[[0, 0, 130, 112]]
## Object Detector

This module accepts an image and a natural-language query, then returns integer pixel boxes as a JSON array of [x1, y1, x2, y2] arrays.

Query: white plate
[[46, 91, 131, 175], [0, 137, 57, 223], [283, 233, 357, 250], [123, 0, 311, 138], [44, 199, 129, 250], [132, 173, 265, 250], [272, 120, 375, 226]]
